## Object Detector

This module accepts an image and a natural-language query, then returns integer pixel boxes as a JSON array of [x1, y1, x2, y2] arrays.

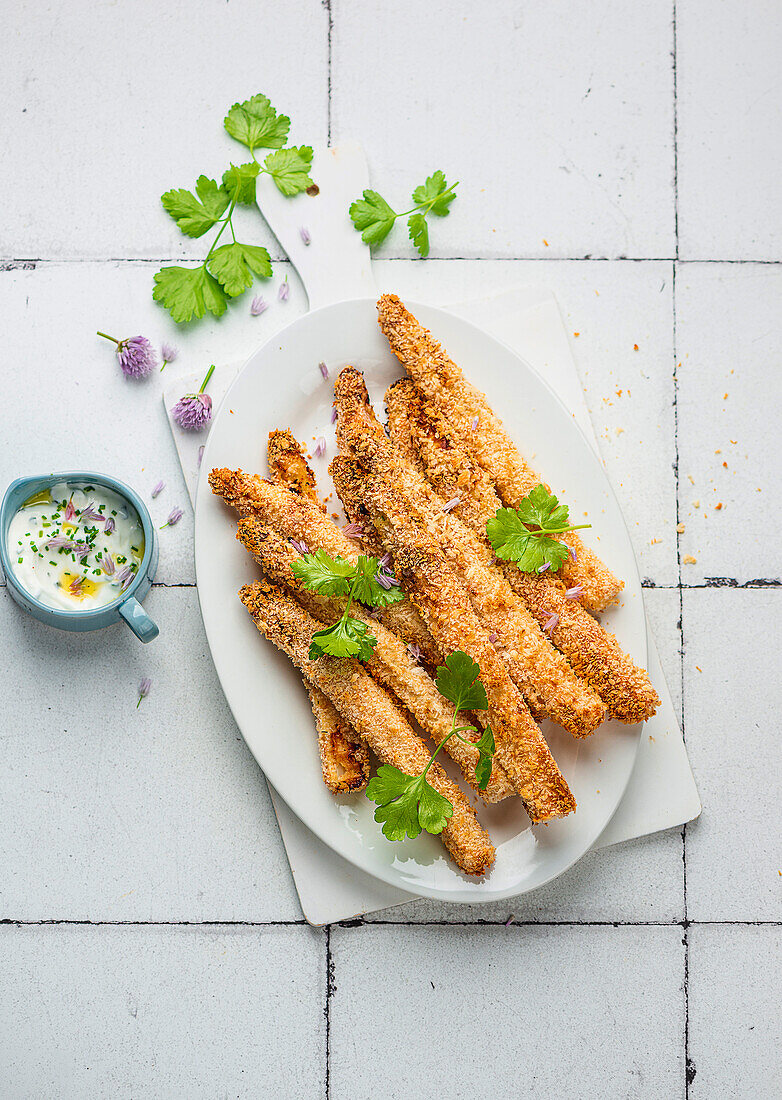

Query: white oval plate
[[195, 299, 646, 903]]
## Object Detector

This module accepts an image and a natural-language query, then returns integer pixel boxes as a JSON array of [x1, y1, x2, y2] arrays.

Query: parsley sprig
[[487, 484, 591, 573], [292, 549, 404, 661], [366, 652, 495, 841], [153, 94, 314, 323], [349, 170, 458, 258]]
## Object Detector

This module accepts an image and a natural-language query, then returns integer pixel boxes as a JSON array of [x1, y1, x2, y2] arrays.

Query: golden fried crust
[[209, 467, 441, 665], [385, 382, 659, 723], [330, 458, 576, 822], [268, 429, 325, 511], [376, 293, 623, 612], [240, 580, 496, 876], [307, 685, 370, 793], [236, 517, 512, 802], [333, 371, 606, 738]]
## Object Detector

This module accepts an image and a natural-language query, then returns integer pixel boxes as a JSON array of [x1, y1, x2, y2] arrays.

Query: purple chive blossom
[[505, 915, 515, 927], [80, 504, 104, 524], [313, 436, 326, 458], [171, 364, 215, 431], [102, 553, 116, 576], [137, 677, 151, 708], [120, 567, 135, 590], [197, 445, 205, 467], [290, 539, 309, 555], [471, 416, 479, 430], [300, 226, 311, 246], [342, 523, 365, 537], [160, 343, 178, 371], [161, 507, 183, 529], [72, 543, 90, 561], [64, 499, 76, 522], [537, 561, 551, 573], [278, 279, 290, 302], [151, 480, 165, 499], [407, 643, 421, 663], [318, 361, 329, 380], [488, 631, 498, 643], [69, 576, 84, 595], [442, 497, 460, 513], [543, 611, 560, 635], [97, 332, 157, 378], [378, 552, 392, 569], [250, 295, 268, 316], [565, 585, 584, 600], [568, 546, 577, 562], [45, 536, 71, 550], [330, 406, 338, 424], [374, 572, 394, 590], [104, 516, 115, 534]]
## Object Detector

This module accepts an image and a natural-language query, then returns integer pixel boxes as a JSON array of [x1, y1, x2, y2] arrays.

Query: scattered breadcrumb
[[573, 332, 580, 337], [616, 428, 624, 436], [633, 344, 639, 351], [688, 475, 695, 485], [677, 523, 685, 533], [722, 461, 728, 468], [650, 537, 661, 545], [715, 502, 723, 510], [695, 666, 702, 673], [543, 239, 549, 247], [715, 449, 721, 454], [683, 554, 697, 564], [693, 500, 700, 508]]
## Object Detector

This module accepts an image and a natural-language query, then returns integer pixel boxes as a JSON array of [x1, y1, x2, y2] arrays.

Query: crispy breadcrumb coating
[[333, 368, 605, 738], [236, 517, 513, 802], [329, 455, 576, 822], [385, 379, 659, 723], [307, 685, 370, 793], [240, 579, 496, 875], [376, 293, 623, 612], [268, 429, 326, 511]]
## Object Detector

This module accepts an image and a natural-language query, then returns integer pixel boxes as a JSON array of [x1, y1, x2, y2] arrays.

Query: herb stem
[[198, 364, 216, 393], [96, 331, 119, 345]]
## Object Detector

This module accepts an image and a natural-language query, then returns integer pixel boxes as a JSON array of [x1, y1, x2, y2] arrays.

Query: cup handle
[[119, 597, 159, 643]]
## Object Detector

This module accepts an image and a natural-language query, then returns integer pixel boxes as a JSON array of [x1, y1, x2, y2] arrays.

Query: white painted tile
[[645, 586, 683, 720], [675, 263, 782, 583], [688, 925, 782, 1098], [1, 0, 328, 259], [682, 589, 782, 921], [0, 924, 325, 1099], [0, 587, 302, 922], [677, 2, 782, 259], [330, 924, 684, 1100], [333, 0, 675, 259], [376, 259, 679, 584]]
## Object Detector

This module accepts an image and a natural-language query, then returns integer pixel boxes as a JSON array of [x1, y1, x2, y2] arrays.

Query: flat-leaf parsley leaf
[[349, 170, 458, 258], [487, 484, 591, 573]]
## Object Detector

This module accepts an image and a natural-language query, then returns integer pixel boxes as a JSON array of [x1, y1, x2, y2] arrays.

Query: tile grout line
[[2, 918, 779, 928], [4, 256, 782, 267], [324, 923, 333, 1099], [324, 0, 333, 147]]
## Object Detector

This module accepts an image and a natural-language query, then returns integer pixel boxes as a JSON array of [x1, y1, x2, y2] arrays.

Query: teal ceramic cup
[[0, 471, 159, 643]]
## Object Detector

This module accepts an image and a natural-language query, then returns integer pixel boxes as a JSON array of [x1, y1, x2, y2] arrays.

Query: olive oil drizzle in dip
[[8, 482, 145, 611]]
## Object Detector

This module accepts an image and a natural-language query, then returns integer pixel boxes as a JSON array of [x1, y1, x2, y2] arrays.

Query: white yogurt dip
[[7, 481, 145, 611]]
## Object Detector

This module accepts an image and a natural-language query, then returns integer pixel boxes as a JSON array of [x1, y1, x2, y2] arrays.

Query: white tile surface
[[0, 587, 301, 922], [0, 0, 328, 259], [675, 262, 782, 583], [332, 0, 675, 259], [330, 924, 685, 1100], [677, 1, 782, 259], [0, 924, 325, 1099], [688, 925, 782, 1098], [683, 589, 782, 921]]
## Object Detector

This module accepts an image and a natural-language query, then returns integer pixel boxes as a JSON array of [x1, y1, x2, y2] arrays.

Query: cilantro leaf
[[486, 508, 570, 573], [161, 179, 229, 238], [412, 170, 458, 216], [222, 162, 261, 205], [152, 265, 228, 323], [224, 93, 290, 153], [407, 213, 429, 258], [435, 651, 488, 712], [366, 766, 453, 841], [474, 725, 495, 790], [351, 556, 406, 608], [516, 484, 571, 533], [308, 616, 377, 661], [291, 550, 355, 598], [207, 242, 272, 297], [349, 190, 398, 246], [263, 146, 314, 196]]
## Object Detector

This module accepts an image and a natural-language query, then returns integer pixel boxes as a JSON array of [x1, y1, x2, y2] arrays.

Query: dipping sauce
[[7, 481, 145, 611]]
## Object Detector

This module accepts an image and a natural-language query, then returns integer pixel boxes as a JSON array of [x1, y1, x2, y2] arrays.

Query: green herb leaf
[[161, 179, 229, 238], [263, 146, 314, 196], [407, 212, 429, 258], [474, 725, 495, 790], [222, 161, 261, 205], [207, 241, 273, 297], [412, 170, 458, 216], [291, 550, 356, 598], [224, 93, 290, 153], [366, 766, 454, 841], [435, 651, 488, 712], [486, 508, 570, 573], [349, 190, 398, 246], [516, 484, 571, 533], [351, 556, 405, 608], [152, 265, 228, 323], [308, 616, 378, 661]]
